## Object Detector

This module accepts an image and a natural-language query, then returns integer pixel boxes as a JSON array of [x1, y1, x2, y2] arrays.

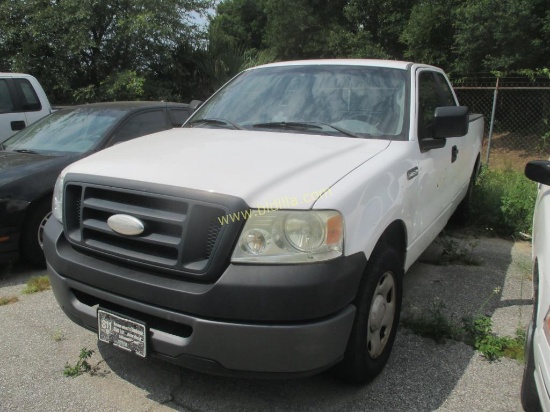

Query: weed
[[469, 166, 537, 237], [462, 315, 525, 361], [0, 295, 19, 306], [22, 275, 50, 294], [52, 331, 65, 342], [401, 300, 462, 343], [64, 347, 94, 377], [402, 294, 525, 362], [436, 236, 482, 266]]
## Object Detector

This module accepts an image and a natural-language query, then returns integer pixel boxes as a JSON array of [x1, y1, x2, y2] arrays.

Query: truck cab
[[0, 73, 52, 142]]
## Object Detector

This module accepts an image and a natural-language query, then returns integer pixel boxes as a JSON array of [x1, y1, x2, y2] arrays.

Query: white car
[[522, 160, 550, 411]]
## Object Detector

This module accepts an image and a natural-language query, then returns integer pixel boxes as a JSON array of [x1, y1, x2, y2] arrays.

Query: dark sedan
[[0, 101, 192, 266]]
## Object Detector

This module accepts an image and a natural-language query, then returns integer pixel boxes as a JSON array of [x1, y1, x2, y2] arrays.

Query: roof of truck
[[252, 59, 419, 71], [0, 73, 36, 78]]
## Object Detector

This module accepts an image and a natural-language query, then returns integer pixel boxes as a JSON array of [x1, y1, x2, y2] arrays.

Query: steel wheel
[[367, 270, 397, 358]]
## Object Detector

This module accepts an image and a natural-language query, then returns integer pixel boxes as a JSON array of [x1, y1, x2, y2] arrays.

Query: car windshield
[[187, 64, 409, 139], [2, 108, 128, 155]]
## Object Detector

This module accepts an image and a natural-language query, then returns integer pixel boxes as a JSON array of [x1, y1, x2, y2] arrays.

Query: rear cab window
[[14, 78, 42, 111], [0, 80, 14, 113]]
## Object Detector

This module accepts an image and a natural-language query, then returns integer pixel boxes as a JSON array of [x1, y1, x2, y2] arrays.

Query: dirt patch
[[484, 132, 550, 170]]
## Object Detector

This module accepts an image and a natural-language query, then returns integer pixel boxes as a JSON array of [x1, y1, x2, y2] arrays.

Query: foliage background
[[1, 0, 549, 103]]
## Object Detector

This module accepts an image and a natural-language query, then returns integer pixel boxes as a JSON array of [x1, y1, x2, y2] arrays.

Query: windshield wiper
[[12, 149, 39, 154], [189, 118, 243, 130], [252, 121, 358, 138]]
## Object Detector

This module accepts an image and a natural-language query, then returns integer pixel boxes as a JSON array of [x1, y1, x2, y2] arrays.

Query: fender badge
[[407, 167, 419, 180], [107, 214, 145, 236]]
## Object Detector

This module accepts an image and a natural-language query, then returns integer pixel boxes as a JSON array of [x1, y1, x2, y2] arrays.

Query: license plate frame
[[97, 309, 147, 358]]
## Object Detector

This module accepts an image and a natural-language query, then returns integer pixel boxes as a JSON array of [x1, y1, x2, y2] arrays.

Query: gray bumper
[[48, 263, 355, 375], [44, 215, 361, 376]]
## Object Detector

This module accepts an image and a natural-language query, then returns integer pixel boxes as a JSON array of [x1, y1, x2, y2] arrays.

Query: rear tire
[[335, 246, 403, 383], [452, 163, 478, 226], [21, 199, 51, 267]]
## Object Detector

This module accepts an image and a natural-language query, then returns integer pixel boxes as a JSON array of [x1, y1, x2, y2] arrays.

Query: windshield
[[187, 64, 409, 139], [2, 108, 128, 155]]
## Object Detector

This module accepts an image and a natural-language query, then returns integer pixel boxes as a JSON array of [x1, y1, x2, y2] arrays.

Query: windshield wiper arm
[[311, 122, 358, 138], [252, 121, 358, 137], [189, 118, 243, 130]]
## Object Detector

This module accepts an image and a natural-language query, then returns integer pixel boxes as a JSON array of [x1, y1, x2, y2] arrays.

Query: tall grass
[[469, 166, 537, 237]]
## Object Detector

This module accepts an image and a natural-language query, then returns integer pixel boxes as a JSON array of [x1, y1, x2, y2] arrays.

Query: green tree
[[453, 0, 550, 73], [339, 0, 418, 59], [209, 0, 268, 51], [0, 0, 213, 103], [261, 0, 349, 60], [401, 0, 462, 68]]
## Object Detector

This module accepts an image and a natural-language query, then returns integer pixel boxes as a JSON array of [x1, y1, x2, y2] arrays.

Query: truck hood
[[64, 128, 391, 208]]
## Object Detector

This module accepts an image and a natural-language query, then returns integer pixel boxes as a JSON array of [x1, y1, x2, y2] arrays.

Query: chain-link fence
[[453, 75, 550, 169]]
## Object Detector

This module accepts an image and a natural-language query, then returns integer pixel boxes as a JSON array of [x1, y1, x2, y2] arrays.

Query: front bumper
[[44, 217, 365, 376]]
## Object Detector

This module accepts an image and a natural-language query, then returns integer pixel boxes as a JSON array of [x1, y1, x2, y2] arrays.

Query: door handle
[[11, 120, 26, 131], [452, 145, 459, 163]]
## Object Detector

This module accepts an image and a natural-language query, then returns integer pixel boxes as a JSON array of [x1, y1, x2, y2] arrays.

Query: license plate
[[98, 309, 147, 358]]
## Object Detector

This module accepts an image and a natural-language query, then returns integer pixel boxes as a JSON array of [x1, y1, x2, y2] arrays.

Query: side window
[[110, 110, 168, 146], [14, 79, 41, 111], [417, 71, 456, 140], [434, 73, 457, 107], [169, 109, 191, 126], [0, 80, 14, 113]]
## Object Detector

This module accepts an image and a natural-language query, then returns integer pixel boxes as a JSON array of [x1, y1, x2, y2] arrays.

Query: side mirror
[[190, 100, 203, 111], [434, 106, 469, 138], [525, 160, 550, 185]]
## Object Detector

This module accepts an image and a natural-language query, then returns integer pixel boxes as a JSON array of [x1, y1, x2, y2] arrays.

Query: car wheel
[[21, 199, 51, 267], [335, 246, 403, 383], [521, 320, 542, 412]]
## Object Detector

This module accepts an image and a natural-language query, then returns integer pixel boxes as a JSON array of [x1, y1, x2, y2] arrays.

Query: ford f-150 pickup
[[43, 59, 483, 383]]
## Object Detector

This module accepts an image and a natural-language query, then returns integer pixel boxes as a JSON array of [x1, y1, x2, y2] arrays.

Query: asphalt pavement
[[0, 235, 533, 411]]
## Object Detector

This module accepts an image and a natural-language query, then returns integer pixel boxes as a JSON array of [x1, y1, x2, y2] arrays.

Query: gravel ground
[[0, 235, 533, 411]]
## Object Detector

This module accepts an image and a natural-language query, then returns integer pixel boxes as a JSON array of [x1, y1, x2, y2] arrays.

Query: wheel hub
[[367, 271, 396, 358], [370, 295, 387, 330]]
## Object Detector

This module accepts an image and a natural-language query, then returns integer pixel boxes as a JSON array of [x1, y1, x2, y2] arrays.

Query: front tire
[[336, 246, 403, 383], [21, 199, 51, 267]]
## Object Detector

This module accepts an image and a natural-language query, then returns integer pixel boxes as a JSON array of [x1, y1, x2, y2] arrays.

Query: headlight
[[52, 172, 66, 223], [231, 210, 343, 263]]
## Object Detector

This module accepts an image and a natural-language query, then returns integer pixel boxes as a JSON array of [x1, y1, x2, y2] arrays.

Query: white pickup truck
[[44, 60, 483, 383], [0, 73, 52, 142]]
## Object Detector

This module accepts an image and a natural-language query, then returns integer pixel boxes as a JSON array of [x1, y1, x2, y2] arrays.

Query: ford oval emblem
[[107, 214, 145, 236]]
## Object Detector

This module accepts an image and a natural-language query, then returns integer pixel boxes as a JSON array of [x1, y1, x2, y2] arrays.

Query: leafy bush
[[469, 166, 537, 236]]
